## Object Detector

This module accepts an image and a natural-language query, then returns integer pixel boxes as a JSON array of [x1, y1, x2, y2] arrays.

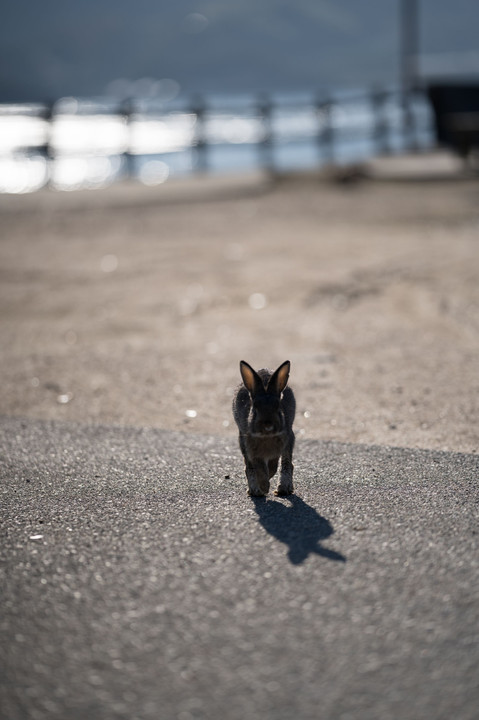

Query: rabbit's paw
[[248, 478, 270, 496], [246, 467, 270, 496], [274, 483, 294, 496], [248, 486, 268, 497]]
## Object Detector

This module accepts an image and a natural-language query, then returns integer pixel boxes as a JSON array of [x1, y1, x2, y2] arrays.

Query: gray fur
[[232, 360, 296, 496]]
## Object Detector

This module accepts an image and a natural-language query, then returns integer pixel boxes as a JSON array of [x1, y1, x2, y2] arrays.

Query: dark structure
[[427, 83, 479, 158]]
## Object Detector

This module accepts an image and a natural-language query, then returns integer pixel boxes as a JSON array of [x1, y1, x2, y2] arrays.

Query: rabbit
[[232, 360, 296, 496]]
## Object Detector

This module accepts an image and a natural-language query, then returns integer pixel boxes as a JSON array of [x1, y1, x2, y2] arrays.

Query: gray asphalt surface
[[1, 416, 478, 720]]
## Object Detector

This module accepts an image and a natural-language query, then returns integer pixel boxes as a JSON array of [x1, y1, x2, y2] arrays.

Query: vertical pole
[[317, 98, 334, 166], [372, 87, 390, 155], [41, 101, 54, 188], [400, 0, 419, 150], [120, 97, 135, 179], [257, 92, 274, 174], [192, 95, 207, 173]]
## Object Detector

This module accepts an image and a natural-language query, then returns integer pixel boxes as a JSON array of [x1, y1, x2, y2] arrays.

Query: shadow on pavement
[[252, 494, 346, 565]]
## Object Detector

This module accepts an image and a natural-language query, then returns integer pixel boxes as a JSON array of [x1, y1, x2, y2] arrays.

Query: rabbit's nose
[[264, 424, 274, 432]]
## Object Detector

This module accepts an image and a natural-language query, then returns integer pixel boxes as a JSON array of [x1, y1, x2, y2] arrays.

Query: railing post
[[316, 98, 334, 166], [403, 88, 418, 151], [371, 87, 390, 155], [39, 102, 54, 156], [192, 95, 208, 172], [257, 92, 274, 174], [38, 102, 54, 186], [120, 97, 135, 179]]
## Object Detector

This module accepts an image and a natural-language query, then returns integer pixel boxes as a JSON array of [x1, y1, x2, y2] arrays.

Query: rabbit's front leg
[[275, 434, 295, 496], [246, 459, 270, 496]]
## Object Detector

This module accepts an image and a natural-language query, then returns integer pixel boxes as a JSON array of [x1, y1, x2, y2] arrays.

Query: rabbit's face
[[251, 394, 284, 436]]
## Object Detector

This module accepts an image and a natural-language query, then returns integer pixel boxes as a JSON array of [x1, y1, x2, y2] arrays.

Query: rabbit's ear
[[240, 361, 263, 396], [267, 360, 290, 395]]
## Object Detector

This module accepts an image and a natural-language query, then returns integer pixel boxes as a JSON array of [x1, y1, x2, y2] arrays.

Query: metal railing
[[0, 87, 435, 193]]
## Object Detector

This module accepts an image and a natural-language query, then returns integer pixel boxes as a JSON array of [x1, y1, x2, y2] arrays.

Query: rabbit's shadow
[[252, 495, 346, 565]]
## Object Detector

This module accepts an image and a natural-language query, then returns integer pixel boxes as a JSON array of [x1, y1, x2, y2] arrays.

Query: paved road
[[1, 417, 478, 720]]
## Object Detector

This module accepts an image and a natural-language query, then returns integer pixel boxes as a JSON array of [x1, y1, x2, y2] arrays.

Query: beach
[[1, 160, 478, 453]]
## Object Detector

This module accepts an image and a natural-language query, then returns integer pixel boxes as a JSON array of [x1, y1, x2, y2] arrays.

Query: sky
[[1, 0, 478, 102]]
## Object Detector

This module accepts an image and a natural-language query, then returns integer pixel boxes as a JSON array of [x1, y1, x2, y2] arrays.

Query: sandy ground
[[1, 161, 478, 453]]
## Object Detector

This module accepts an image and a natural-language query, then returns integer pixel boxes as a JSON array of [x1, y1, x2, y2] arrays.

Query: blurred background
[[1, 0, 478, 191], [1, 0, 479, 450]]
